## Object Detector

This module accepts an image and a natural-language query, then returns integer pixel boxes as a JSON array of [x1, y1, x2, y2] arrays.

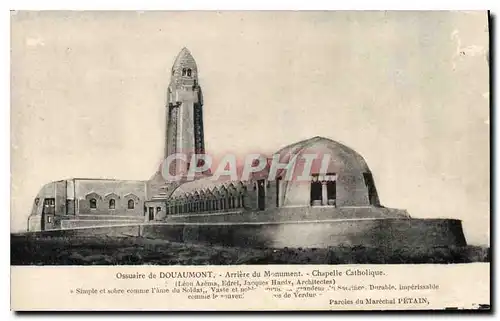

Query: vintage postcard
[[10, 10, 490, 311]]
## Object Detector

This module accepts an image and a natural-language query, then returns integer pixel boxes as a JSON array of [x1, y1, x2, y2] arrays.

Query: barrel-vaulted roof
[[274, 136, 370, 174]]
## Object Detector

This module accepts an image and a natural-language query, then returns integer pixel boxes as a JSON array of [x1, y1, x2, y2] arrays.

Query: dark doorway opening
[[363, 173, 379, 206], [326, 180, 336, 206], [257, 179, 266, 210], [310, 179, 322, 205], [148, 207, 154, 221], [41, 198, 55, 230]]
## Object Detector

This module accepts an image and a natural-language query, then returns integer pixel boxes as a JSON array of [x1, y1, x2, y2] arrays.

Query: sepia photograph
[[9, 10, 491, 311]]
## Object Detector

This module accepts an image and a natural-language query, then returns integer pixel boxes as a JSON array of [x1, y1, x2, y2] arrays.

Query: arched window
[[128, 199, 135, 209], [182, 68, 187, 76], [109, 199, 115, 209], [90, 198, 97, 209], [187, 69, 192, 77]]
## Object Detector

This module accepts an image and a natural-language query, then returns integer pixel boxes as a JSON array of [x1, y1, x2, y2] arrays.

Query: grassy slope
[[11, 234, 490, 265]]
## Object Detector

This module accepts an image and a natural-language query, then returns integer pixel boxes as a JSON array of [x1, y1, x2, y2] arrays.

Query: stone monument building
[[25, 48, 466, 251]]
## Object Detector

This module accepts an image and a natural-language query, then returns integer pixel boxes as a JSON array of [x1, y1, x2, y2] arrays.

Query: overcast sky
[[11, 11, 489, 245]]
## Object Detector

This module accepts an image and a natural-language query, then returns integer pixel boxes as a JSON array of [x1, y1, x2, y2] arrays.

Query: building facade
[[27, 48, 408, 232]]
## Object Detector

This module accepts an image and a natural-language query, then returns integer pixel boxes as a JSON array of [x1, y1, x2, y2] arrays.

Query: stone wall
[[27, 179, 148, 231], [166, 206, 410, 223], [145, 200, 167, 221], [25, 217, 467, 250], [75, 179, 146, 217], [265, 180, 278, 210], [60, 217, 145, 229], [142, 218, 467, 249], [27, 215, 41, 232], [245, 181, 258, 210], [243, 179, 278, 211], [54, 181, 67, 217], [336, 173, 370, 207], [27, 180, 67, 231]]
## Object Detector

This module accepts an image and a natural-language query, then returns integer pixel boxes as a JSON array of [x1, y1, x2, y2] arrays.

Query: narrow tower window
[[109, 199, 115, 210], [182, 68, 187, 76], [187, 69, 192, 77], [128, 199, 135, 209], [90, 198, 97, 209]]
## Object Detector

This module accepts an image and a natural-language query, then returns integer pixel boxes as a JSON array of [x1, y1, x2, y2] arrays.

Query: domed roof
[[172, 47, 197, 73], [275, 136, 370, 174]]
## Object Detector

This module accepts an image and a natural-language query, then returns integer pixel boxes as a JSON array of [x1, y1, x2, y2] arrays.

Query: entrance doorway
[[41, 198, 55, 230], [363, 173, 379, 206], [257, 179, 265, 210], [310, 180, 322, 206]]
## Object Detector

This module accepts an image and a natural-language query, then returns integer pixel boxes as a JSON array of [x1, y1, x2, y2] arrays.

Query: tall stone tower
[[165, 48, 205, 175]]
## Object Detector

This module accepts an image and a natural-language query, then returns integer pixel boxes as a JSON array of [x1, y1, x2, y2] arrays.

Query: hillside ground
[[10, 234, 490, 265]]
